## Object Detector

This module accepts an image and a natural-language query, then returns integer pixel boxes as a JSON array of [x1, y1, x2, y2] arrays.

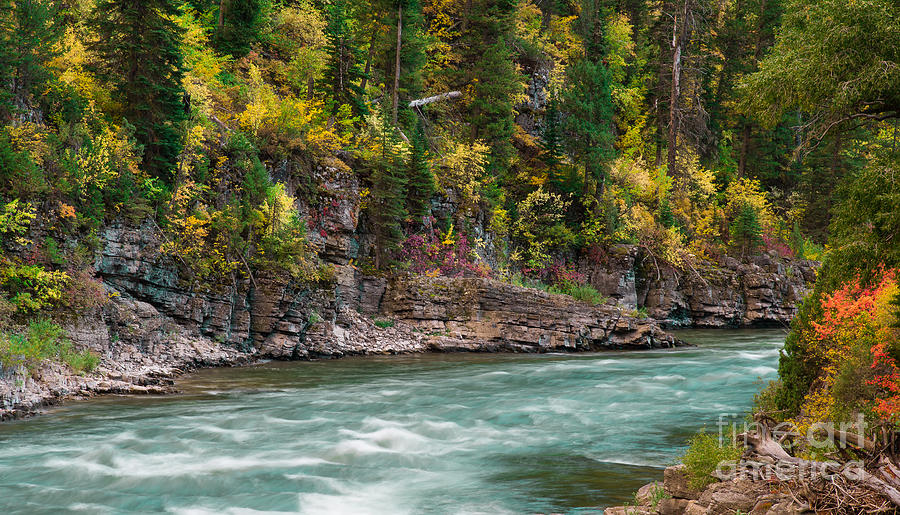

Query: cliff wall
[[1, 165, 814, 419]]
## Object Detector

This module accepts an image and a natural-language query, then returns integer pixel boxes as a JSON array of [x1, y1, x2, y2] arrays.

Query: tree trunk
[[408, 91, 461, 108], [360, 21, 379, 94], [392, 5, 403, 126], [218, 0, 227, 32], [667, 0, 688, 178], [831, 129, 843, 176]]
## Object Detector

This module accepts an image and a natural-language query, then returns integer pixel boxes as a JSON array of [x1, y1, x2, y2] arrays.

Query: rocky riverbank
[[606, 464, 806, 515], [0, 268, 680, 420], [0, 168, 815, 420]]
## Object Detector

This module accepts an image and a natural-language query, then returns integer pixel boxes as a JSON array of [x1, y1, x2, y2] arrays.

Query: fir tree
[[0, 0, 63, 119], [561, 0, 616, 199], [562, 57, 615, 198], [215, 0, 263, 57], [89, 0, 186, 180], [730, 203, 763, 255], [319, 0, 367, 119], [405, 119, 434, 219], [469, 38, 520, 177], [658, 197, 676, 228], [461, 0, 523, 179], [542, 95, 565, 179], [0, 0, 15, 117], [369, 116, 408, 269]]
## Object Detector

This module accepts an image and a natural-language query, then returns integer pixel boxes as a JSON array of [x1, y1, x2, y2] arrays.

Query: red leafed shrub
[[396, 227, 490, 278], [795, 269, 900, 425]]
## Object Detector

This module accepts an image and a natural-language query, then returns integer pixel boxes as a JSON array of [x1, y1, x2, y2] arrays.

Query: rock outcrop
[[604, 464, 807, 515], [3, 220, 678, 420], [381, 276, 679, 352], [580, 245, 817, 328], [0, 163, 808, 420]]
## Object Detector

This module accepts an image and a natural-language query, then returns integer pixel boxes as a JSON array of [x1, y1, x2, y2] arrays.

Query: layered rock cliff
[[580, 244, 816, 328], [1, 164, 814, 419]]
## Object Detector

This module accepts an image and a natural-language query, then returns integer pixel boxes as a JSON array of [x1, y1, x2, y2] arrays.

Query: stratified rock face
[[99, 220, 254, 346], [381, 276, 680, 352], [580, 246, 818, 328]]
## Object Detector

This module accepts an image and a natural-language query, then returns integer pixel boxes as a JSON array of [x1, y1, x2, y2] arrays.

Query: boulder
[[658, 497, 691, 515], [664, 465, 702, 500], [635, 481, 665, 505]]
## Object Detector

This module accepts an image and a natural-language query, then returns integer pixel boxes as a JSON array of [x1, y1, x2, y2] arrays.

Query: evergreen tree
[[318, 0, 367, 118], [541, 95, 565, 176], [369, 116, 408, 268], [405, 119, 433, 219], [562, 57, 615, 198], [469, 38, 520, 177], [0, 0, 15, 117], [0, 0, 63, 119], [730, 203, 763, 254], [89, 0, 186, 180], [658, 197, 676, 229], [462, 0, 522, 178], [215, 0, 263, 57], [561, 0, 616, 200], [384, 0, 427, 125]]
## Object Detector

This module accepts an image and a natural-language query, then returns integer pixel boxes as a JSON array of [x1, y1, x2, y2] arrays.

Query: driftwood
[[738, 418, 900, 510], [408, 91, 461, 109]]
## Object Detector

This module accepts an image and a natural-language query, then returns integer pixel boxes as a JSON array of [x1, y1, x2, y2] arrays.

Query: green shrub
[[63, 349, 101, 374], [547, 281, 607, 305], [567, 283, 607, 305], [681, 430, 742, 490], [0, 320, 99, 374], [374, 318, 395, 329], [0, 264, 71, 314], [752, 380, 781, 417]]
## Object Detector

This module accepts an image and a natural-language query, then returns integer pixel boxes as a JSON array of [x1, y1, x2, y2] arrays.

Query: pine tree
[[562, 57, 615, 198], [730, 203, 763, 255], [215, 0, 263, 57], [0, 0, 63, 119], [405, 119, 434, 219], [89, 0, 186, 181], [318, 0, 367, 119], [542, 95, 565, 176], [369, 116, 408, 269]]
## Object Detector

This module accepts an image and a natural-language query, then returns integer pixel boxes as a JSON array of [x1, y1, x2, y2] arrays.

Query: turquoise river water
[[0, 329, 784, 514]]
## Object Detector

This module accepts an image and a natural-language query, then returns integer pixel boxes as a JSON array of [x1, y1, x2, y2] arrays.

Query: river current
[[0, 329, 783, 514]]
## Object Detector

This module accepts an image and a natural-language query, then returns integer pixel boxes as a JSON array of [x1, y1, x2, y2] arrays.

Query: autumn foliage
[[792, 269, 900, 428]]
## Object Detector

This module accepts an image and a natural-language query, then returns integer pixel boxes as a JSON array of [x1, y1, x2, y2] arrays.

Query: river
[[0, 329, 784, 514]]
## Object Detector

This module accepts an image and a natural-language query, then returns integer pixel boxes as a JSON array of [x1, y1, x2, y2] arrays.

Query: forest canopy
[[0, 0, 896, 313]]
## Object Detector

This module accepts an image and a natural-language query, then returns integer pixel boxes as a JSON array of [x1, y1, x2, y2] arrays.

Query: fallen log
[[408, 91, 461, 109], [739, 425, 900, 508]]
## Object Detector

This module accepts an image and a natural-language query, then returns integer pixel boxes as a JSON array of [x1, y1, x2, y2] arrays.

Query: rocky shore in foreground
[[606, 463, 805, 515]]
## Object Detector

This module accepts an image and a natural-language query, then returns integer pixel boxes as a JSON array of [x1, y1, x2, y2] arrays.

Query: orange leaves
[[803, 269, 900, 422]]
